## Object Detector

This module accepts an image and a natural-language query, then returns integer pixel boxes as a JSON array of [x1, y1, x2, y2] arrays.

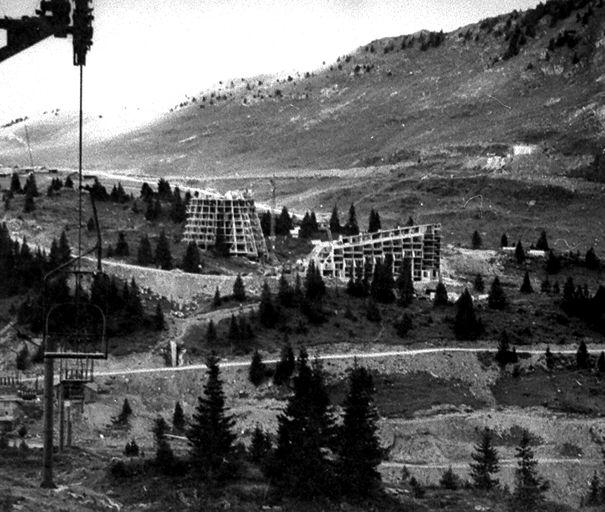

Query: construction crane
[[1, 0, 98, 489]]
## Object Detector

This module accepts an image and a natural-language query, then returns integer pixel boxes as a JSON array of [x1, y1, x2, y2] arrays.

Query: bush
[[440, 466, 462, 490]]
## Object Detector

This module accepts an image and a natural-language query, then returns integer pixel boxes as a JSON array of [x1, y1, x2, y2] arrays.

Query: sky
[[0, 0, 541, 124]]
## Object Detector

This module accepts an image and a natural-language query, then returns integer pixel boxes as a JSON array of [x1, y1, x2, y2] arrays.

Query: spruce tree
[[187, 352, 236, 479], [472, 230, 482, 249], [370, 258, 395, 304], [368, 208, 381, 232], [155, 230, 172, 270], [181, 241, 200, 273], [576, 340, 590, 370], [488, 277, 507, 310], [520, 271, 533, 293], [501, 233, 509, 248], [393, 313, 412, 338], [545, 250, 561, 274], [112, 398, 133, 427], [515, 240, 525, 264], [269, 349, 336, 497], [233, 274, 246, 302], [535, 230, 549, 251], [440, 467, 462, 490], [249, 349, 266, 386], [153, 416, 175, 472], [259, 281, 278, 327], [329, 204, 341, 235], [273, 339, 295, 385], [474, 273, 485, 293], [511, 431, 548, 510], [454, 289, 482, 340], [115, 232, 129, 257], [396, 257, 414, 307], [336, 364, 383, 497], [304, 260, 325, 301], [345, 203, 359, 236], [249, 425, 272, 464], [276, 206, 293, 235], [433, 281, 448, 307], [173, 401, 186, 432], [137, 234, 154, 266], [495, 331, 513, 368], [277, 272, 293, 307], [23, 189, 35, 213], [470, 427, 500, 490], [64, 175, 74, 188], [228, 314, 240, 345], [586, 247, 600, 270], [153, 303, 165, 331], [212, 287, 222, 308], [206, 319, 218, 345], [545, 346, 555, 371], [10, 172, 22, 194]]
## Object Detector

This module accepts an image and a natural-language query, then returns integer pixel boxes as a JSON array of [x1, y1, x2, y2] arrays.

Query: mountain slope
[[1, 0, 604, 175]]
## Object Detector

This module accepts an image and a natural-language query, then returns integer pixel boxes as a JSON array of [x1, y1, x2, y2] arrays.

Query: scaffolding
[[308, 223, 441, 281], [182, 190, 267, 258]]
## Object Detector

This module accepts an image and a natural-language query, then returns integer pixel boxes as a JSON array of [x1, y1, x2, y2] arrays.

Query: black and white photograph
[[0, 0, 604, 510]]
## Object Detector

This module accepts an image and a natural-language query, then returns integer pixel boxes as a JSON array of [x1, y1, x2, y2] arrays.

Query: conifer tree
[[500, 233, 509, 248], [304, 260, 326, 301], [576, 340, 590, 370], [336, 364, 383, 496], [173, 401, 186, 432], [112, 398, 133, 427], [10, 172, 22, 194], [23, 189, 35, 213], [396, 257, 414, 307], [520, 271, 533, 293], [269, 349, 336, 497], [545, 346, 554, 370], [474, 274, 485, 293], [249, 425, 272, 464], [488, 277, 507, 310], [206, 319, 218, 345], [293, 272, 303, 304], [406, 216, 415, 226], [540, 277, 551, 294], [249, 349, 266, 386], [454, 289, 482, 340], [472, 230, 482, 249], [114, 232, 129, 257], [368, 208, 381, 233], [153, 416, 175, 472], [181, 241, 200, 273], [535, 230, 549, 251], [64, 175, 74, 188], [345, 203, 359, 235], [515, 240, 525, 264], [511, 431, 548, 510], [233, 274, 246, 302], [187, 352, 236, 479], [370, 258, 395, 304], [273, 339, 295, 385], [546, 250, 561, 274], [276, 206, 293, 235], [585, 472, 602, 506], [598, 352, 605, 374], [586, 247, 600, 270], [394, 313, 412, 338], [329, 204, 341, 234], [153, 303, 165, 331], [259, 280, 278, 327], [495, 331, 513, 368], [277, 272, 293, 307], [470, 427, 500, 490], [155, 231, 172, 270], [212, 287, 222, 308], [137, 234, 154, 266], [433, 281, 448, 307], [440, 467, 462, 490], [228, 314, 240, 344], [58, 231, 71, 264]]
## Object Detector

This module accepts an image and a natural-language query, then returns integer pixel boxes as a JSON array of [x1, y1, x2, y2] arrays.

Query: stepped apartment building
[[308, 223, 441, 281], [182, 190, 267, 259]]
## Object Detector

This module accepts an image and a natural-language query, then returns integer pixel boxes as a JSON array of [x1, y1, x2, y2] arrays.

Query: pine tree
[[23, 188, 35, 213], [545, 251, 561, 274], [345, 203, 359, 236], [154, 303, 165, 331], [440, 467, 461, 490], [368, 208, 381, 233], [276, 206, 293, 235], [488, 277, 507, 309], [336, 364, 383, 496], [206, 319, 218, 345], [249, 425, 272, 464], [228, 314, 240, 345], [511, 431, 548, 510], [454, 289, 482, 340], [137, 234, 154, 266], [115, 232, 129, 257], [329, 205, 341, 235], [181, 241, 200, 273], [495, 331, 513, 368], [576, 340, 590, 370], [155, 231, 172, 270], [472, 230, 482, 249], [433, 281, 448, 307], [212, 287, 222, 308], [535, 230, 549, 251], [153, 416, 175, 472], [370, 258, 395, 304], [474, 274, 485, 293], [470, 427, 500, 490], [233, 274, 246, 302], [396, 257, 414, 307], [259, 281, 278, 327], [64, 175, 74, 188], [520, 271, 533, 293], [545, 346, 554, 370], [304, 261, 325, 301], [10, 172, 22, 194], [249, 349, 266, 386], [586, 247, 600, 270], [277, 272, 293, 307], [187, 352, 236, 479], [112, 398, 133, 427], [273, 339, 295, 385], [501, 233, 509, 248], [515, 240, 525, 264], [269, 349, 336, 497], [173, 401, 186, 432]]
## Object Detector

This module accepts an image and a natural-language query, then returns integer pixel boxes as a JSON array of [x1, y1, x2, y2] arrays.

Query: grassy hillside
[[0, 0, 603, 175]]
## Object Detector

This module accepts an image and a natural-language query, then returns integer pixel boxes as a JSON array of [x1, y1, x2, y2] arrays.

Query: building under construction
[[182, 190, 267, 259], [308, 223, 441, 281]]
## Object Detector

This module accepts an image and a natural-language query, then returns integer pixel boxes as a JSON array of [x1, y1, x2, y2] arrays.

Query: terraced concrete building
[[308, 224, 441, 281], [182, 190, 267, 259]]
